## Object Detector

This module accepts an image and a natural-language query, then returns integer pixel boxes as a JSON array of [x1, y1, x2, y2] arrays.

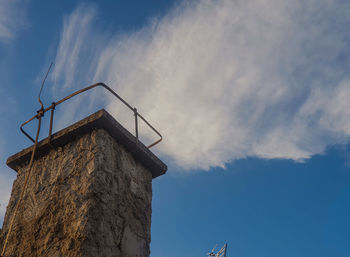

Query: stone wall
[[0, 128, 153, 257]]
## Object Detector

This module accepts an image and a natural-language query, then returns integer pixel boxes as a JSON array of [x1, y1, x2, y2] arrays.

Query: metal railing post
[[134, 107, 138, 145]]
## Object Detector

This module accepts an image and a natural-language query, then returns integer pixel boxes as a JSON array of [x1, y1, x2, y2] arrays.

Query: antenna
[[208, 244, 218, 256], [207, 243, 228, 257], [38, 62, 53, 110]]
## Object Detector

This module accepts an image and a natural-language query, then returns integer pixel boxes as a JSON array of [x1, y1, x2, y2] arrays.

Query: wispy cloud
[[51, 4, 98, 92], [52, 0, 350, 170], [0, 0, 26, 42]]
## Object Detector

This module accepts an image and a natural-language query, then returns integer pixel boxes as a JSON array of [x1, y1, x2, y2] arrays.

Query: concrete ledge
[[6, 109, 167, 178]]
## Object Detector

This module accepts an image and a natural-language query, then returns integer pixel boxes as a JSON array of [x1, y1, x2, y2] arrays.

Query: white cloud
[[0, 143, 16, 226], [0, 0, 26, 42], [52, 0, 350, 170], [51, 4, 98, 92]]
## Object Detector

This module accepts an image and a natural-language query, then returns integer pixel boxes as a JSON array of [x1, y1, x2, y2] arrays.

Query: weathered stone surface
[[1, 129, 153, 257], [7, 109, 167, 179]]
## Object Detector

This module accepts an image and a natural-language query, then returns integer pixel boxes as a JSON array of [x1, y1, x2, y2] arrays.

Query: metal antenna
[[38, 62, 53, 110], [207, 243, 227, 257], [208, 244, 218, 256]]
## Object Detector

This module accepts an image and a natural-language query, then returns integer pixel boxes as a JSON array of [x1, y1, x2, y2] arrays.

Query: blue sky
[[0, 0, 350, 256]]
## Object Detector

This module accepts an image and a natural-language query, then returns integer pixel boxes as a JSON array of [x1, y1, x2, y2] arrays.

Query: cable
[[38, 62, 53, 110]]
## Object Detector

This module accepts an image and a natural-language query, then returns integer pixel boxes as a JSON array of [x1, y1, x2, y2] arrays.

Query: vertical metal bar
[[48, 102, 55, 142], [134, 107, 138, 145], [223, 244, 227, 257]]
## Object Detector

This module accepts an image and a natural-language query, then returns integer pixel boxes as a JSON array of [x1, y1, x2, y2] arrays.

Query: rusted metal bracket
[[20, 82, 162, 148]]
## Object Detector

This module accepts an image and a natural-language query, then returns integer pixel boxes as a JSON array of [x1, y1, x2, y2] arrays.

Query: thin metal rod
[[20, 126, 35, 143], [38, 62, 53, 110], [147, 138, 162, 149], [137, 113, 163, 148], [223, 244, 227, 257], [134, 108, 138, 144], [1, 116, 42, 256], [48, 102, 55, 142], [20, 82, 162, 148]]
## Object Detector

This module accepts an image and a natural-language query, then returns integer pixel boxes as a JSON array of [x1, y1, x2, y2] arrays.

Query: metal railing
[[20, 82, 162, 148]]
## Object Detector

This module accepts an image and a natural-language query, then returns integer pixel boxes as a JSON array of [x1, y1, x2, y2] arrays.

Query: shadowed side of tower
[[0, 109, 167, 257]]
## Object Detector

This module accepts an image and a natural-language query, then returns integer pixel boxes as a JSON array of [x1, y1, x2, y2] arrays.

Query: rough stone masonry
[[0, 110, 167, 257]]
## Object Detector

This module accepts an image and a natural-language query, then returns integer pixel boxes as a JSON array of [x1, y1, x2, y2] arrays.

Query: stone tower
[[0, 109, 167, 257]]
